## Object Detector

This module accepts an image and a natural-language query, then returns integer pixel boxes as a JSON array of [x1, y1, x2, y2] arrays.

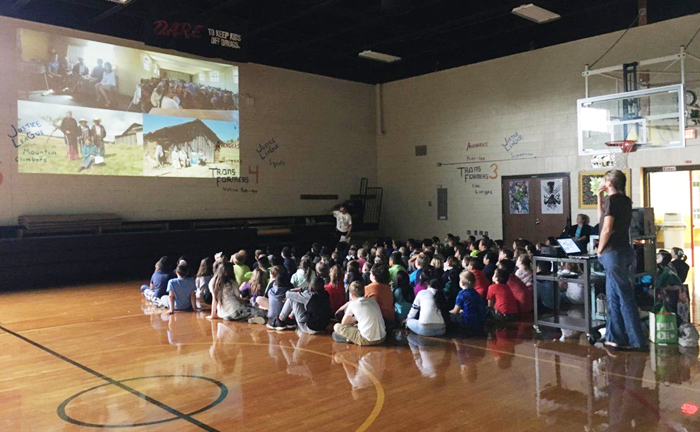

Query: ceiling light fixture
[[358, 50, 401, 63], [512, 4, 561, 24], [104, 0, 134, 4]]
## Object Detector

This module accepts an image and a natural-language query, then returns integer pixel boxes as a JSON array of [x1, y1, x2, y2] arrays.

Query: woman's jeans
[[598, 248, 647, 348]]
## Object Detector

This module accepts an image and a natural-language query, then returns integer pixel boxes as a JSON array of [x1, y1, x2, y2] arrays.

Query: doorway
[[644, 166, 699, 323], [501, 173, 571, 245]]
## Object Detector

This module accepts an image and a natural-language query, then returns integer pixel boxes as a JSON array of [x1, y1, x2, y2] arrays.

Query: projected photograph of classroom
[[17, 101, 144, 176], [15, 27, 241, 178], [142, 114, 240, 178], [17, 27, 239, 113]]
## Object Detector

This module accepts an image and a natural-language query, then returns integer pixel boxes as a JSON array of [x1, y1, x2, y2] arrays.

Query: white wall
[[377, 13, 700, 240], [0, 16, 376, 225]]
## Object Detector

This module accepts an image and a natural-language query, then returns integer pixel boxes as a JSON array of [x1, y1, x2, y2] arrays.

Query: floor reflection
[[407, 333, 452, 379], [534, 339, 700, 431], [138, 301, 700, 432], [333, 344, 387, 399]]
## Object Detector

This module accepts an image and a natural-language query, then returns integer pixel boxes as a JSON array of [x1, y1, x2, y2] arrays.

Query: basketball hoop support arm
[[582, 46, 695, 97]]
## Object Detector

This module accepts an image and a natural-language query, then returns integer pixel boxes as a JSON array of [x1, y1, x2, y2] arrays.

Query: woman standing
[[596, 170, 647, 351]]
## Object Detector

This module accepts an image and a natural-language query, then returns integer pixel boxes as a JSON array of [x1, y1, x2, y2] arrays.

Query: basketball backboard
[[578, 84, 685, 155]]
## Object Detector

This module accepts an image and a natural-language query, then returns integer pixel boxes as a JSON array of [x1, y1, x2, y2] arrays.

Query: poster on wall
[[14, 27, 240, 178], [509, 180, 530, 214], [579, 170, 631, 209], [541, 178, 563, 214]]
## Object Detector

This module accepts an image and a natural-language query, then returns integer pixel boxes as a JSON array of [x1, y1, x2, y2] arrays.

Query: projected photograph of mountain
[[16, 100, 143, 176]]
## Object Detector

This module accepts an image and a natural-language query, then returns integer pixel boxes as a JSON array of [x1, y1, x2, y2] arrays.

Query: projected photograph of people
[[143, 114, 240, 178], [17, 28, 239, 113], [16, 101, 144, 176]]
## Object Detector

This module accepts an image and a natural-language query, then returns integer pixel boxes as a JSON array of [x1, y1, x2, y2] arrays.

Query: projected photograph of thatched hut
[[142, 114, 240, 178]]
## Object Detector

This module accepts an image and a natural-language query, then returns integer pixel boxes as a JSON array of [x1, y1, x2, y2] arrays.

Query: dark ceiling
[[2, 0, 700, 84]]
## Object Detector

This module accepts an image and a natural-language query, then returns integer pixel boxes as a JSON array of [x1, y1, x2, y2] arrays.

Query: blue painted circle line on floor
[[57, 375, 228, 428]]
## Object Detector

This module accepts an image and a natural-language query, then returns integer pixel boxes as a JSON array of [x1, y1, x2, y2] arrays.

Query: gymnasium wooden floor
[[2, 283, 700, 431]]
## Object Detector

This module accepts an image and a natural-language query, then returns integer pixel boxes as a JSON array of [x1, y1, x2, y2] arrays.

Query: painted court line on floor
[[0, 323, 222, 432]]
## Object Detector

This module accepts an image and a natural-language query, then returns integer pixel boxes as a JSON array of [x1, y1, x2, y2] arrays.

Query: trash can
[[659, 213, 686, 249]]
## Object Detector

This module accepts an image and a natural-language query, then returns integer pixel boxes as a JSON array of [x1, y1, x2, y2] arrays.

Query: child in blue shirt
[[167, 263, 197, 314], [141, 256, 174, 307], [409, 253, 426, 286], [266, 272, 293, 329], [449, 271, 486, 335]]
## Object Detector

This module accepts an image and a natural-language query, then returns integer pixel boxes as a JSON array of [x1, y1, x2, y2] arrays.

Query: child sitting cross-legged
[[265, 271, 294, 330], [443, 267, 462, 309], [141, 256, 174, 307], [254, 265, 282, 312], [275, 276, 334, 334], [240, 268, 267, 306], [167, 263, 198, 314], [449, 270, 487, 335], [409, 253, 427, 286], [466, 258, 491, 299], [498, 259, 533, 314], [325, 264, 346, 314], [207, 262, 266, 323], [515, 254, 533, 287], [291, 255, 315, 290], [393, 270, 414, 322], [332, 281, 386, 346], [231, 250, 251, 286], [406, 277, 451, 337], [195, 257, 213, 310], [316, 261, 331, 285], [486, 269, 519, 321]]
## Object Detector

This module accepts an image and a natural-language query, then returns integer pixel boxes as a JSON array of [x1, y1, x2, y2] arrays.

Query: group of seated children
[[140, 234, 540, 346], [138, 77, 238, 112]]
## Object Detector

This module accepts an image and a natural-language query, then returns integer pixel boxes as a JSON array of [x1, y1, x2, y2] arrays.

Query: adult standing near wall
[[332, 204, 352, 242], [60, 111, 79, 161], [596, 170, 647, 352]]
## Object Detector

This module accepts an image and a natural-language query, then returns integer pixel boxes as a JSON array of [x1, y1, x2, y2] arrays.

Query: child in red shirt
[[466, 258, 491, 299], [498, 259, 533, 313], [486, 269, 518, 320], [325, 264, 346, 313]]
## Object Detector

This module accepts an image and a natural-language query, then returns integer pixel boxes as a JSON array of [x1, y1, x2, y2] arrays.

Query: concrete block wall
[[377, 13, 700, 240], [3, 12, 700, 239], [0, 16, 376, 225]]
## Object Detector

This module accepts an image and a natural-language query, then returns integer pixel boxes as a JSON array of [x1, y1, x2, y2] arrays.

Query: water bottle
[[596, 294, 607, 317]]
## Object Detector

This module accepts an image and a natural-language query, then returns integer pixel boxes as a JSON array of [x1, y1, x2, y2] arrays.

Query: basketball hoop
[[604, 140, 637, 169]]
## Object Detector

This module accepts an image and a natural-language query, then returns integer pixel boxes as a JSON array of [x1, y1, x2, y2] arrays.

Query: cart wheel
[[533, 325, 542, 335]]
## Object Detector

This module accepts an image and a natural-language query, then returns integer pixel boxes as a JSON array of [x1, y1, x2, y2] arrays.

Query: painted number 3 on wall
[[489, 163, 499, 179]]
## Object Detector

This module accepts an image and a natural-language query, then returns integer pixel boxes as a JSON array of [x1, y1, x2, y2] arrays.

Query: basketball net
[[605, 140, 637, 169]]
